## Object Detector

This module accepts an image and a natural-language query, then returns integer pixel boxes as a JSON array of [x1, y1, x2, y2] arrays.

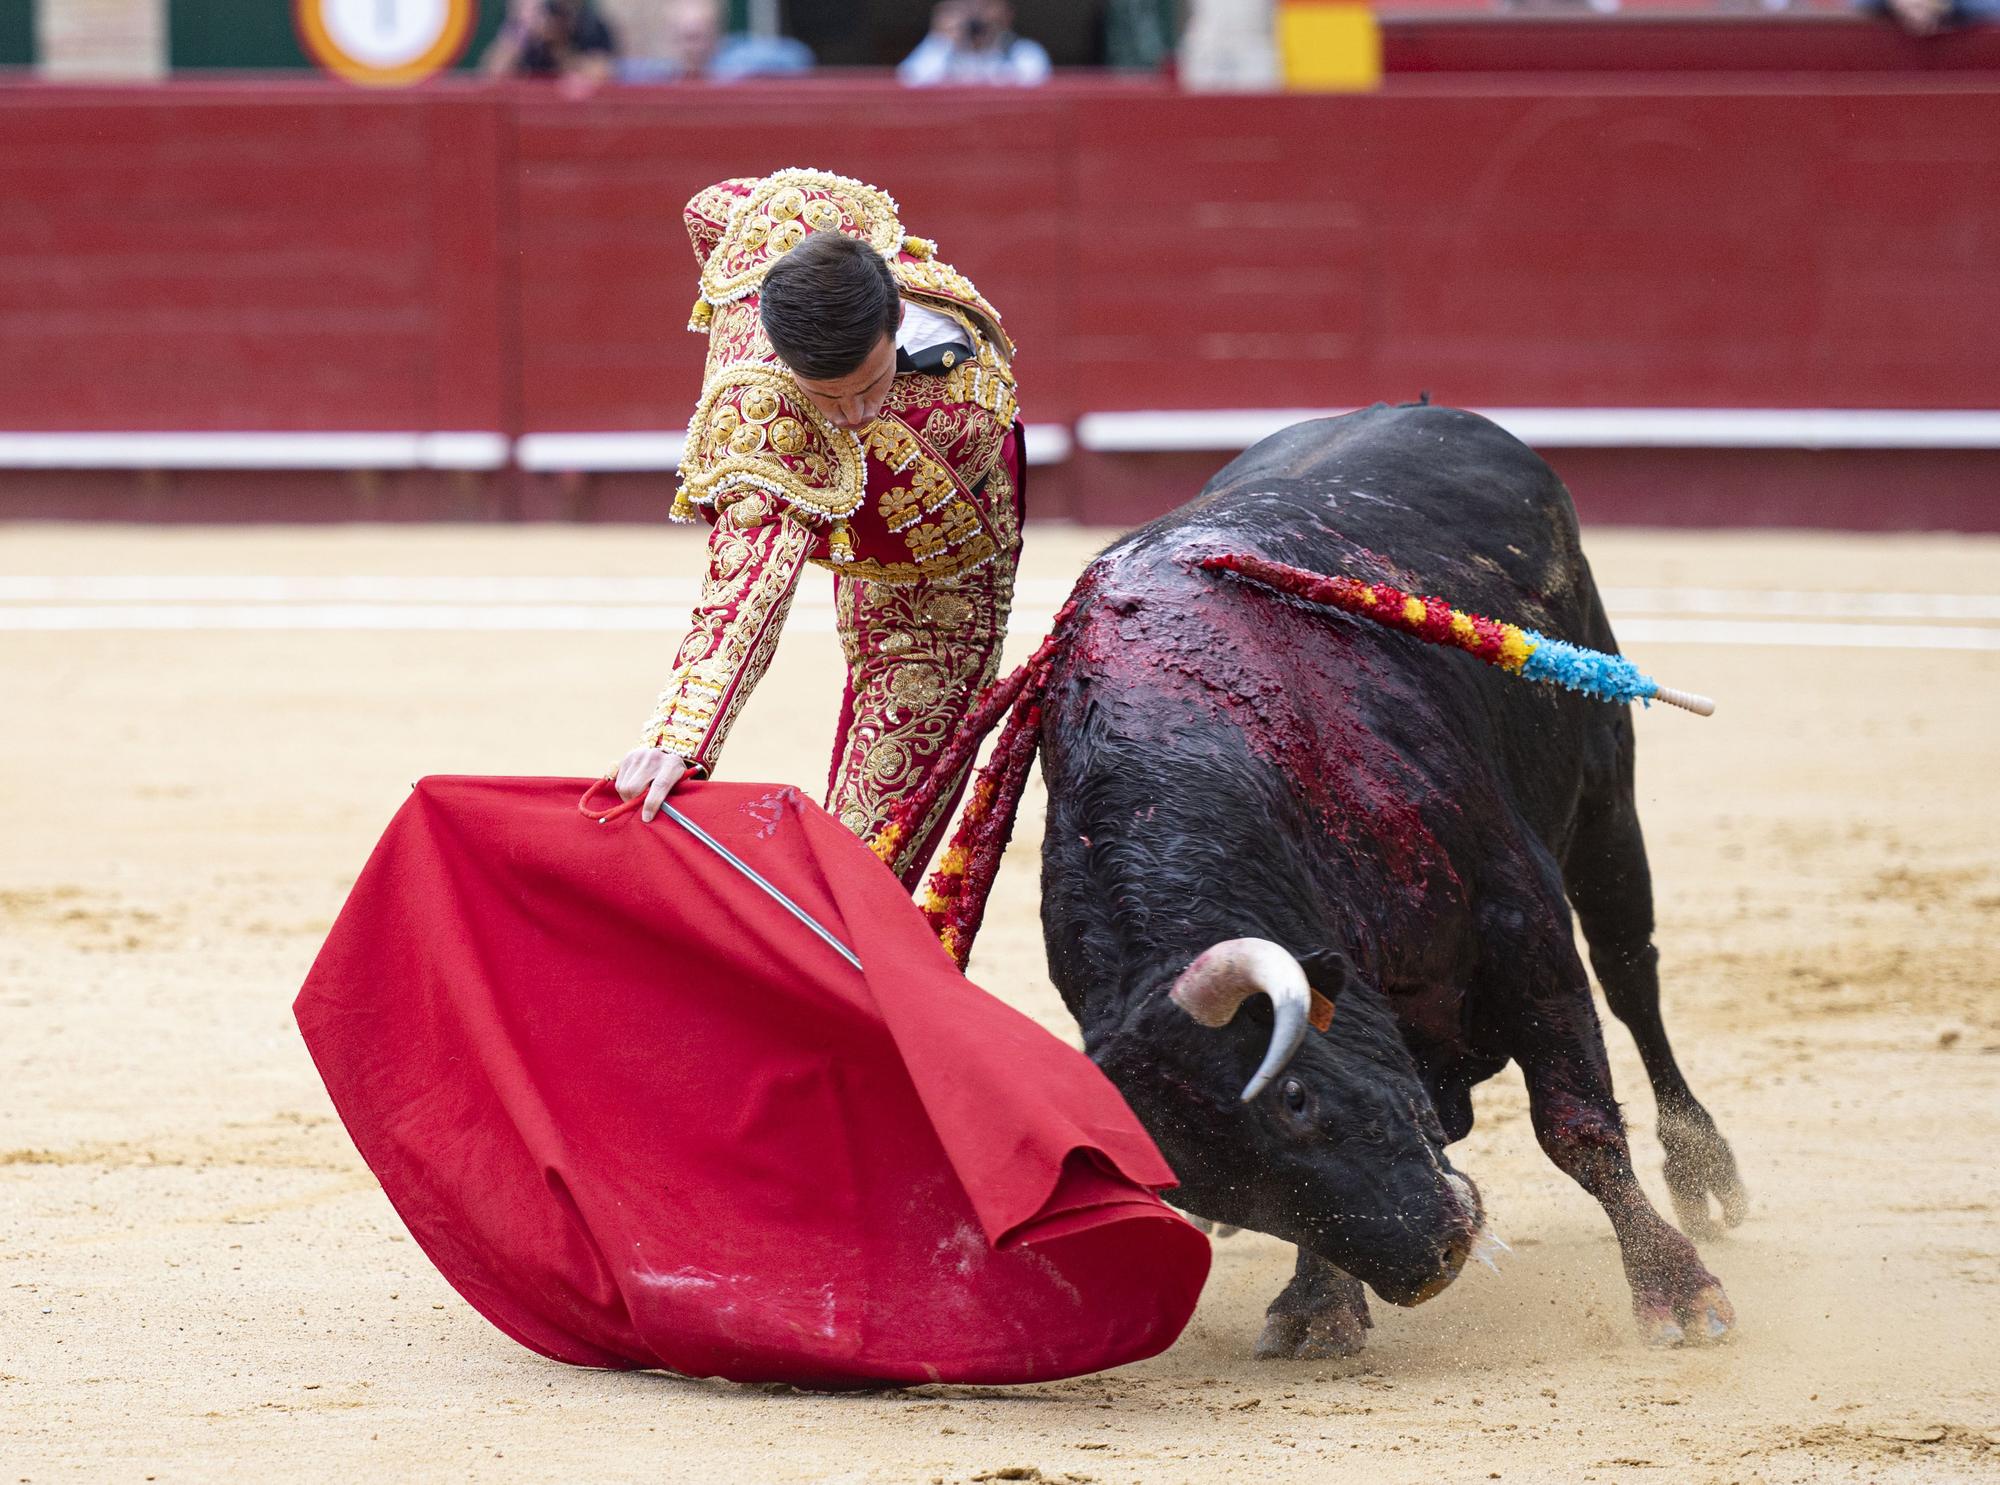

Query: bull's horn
[[1169, 938, 1313, 1103]]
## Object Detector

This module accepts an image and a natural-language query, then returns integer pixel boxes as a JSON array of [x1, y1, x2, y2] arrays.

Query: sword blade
[[660, 802, 864, 973]]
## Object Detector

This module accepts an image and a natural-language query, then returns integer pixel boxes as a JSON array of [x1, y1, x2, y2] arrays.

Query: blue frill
[[1519, 631, 1657, 706]]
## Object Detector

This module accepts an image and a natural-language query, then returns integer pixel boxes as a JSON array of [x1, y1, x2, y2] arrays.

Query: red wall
[[1, 72, 1996, 523], [0, 90, 508, 432], [507, 86, 1079, 432]]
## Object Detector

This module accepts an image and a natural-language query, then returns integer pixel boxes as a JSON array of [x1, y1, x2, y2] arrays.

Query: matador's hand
[[613, 747, 693, 823]]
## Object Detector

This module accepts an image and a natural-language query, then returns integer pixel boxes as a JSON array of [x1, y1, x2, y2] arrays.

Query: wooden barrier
[[0, 69, 1996, 527]]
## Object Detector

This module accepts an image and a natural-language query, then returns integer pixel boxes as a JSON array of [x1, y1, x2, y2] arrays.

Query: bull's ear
[[1296, 949, 1358, 1033]]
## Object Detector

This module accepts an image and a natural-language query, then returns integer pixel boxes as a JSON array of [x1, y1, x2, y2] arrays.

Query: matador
[[612, 169, 1023, 888]]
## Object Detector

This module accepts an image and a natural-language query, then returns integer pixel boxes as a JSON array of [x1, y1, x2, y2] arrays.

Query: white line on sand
[[1597, 588, 2000, 622], [1610, 619, 2000, 652], [3, 601, 1999, 651], [4, 576, 1999, 621]]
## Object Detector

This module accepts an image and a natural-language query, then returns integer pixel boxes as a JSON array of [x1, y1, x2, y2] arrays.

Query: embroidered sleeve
[[638, 491, 815, 771]]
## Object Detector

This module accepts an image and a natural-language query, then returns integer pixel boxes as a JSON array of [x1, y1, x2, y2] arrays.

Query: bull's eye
[[1281, 1077, 1308, 1114]]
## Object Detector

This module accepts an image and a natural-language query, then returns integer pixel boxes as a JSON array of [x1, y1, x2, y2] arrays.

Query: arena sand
[[2, 522, 1997, 1484]]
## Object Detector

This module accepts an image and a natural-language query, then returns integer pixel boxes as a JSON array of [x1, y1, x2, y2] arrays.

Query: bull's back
[[1171, 404, 1601, 647], [1059, 404, 1621, 855]]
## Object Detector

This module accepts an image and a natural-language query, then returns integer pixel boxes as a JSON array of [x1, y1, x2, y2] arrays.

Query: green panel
[[459, 3, 505, 71], [170, 0, 504, 73], [1104, 0, 1178, 70], [1, 1, 36, 67], [171, 0, 311, 68]]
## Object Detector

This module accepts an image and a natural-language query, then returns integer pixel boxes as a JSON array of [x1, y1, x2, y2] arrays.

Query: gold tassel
[[903, 235, 934, 260], [669, 487, 695, 522], [687, 297, 713, 332], [829, 520, 854, 563]]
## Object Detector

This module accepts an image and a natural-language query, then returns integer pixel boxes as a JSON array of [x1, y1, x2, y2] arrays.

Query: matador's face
[[787, 327, 899, 433]]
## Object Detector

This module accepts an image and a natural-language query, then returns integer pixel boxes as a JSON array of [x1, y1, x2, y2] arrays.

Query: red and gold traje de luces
[[639, 170, 1024, 884]]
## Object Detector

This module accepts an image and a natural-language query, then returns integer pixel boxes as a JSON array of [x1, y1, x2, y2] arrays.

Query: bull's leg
[[1480, 847, 1734, 1345], [1563, 757, 1747, 1238], [1508, 975, 1735, 1346], [1255, 1249, 1371, 1360]]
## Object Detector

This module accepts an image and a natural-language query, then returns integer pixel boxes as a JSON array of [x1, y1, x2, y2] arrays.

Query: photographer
[[482, 0, 619, 92], [898, 0, 1051, 86]]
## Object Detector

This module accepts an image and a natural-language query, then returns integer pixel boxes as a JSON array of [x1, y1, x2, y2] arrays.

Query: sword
[[657, 802, 865, 974]]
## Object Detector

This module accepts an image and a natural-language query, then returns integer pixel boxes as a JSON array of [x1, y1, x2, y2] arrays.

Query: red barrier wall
[[1, 72, 1997, 526], [1080, 83, 2000, 415], [0, 89, 509, 433], [508, 87, 1080, 432]]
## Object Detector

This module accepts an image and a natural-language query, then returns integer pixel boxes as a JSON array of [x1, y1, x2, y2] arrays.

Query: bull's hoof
[[1660, 1107, 1749, 1241], [1255, 1304, 1369, 1360], [1257, 1254, 1372, 1360], [1634, 1281, 1735, 1348]]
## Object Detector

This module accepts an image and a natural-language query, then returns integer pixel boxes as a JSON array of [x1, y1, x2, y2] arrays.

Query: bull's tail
[[869, 615, 1070, 969], [1198, 552, 1714, 715]]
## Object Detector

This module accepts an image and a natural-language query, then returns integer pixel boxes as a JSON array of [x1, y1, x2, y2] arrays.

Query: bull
[[1033, 404, 1746, 1356]]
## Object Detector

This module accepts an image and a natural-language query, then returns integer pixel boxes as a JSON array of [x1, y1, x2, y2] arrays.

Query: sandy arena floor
[[3, 520, 1998, 1483]]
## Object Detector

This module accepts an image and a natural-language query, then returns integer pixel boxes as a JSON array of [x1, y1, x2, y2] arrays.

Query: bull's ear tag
[[1296, 948, 1355, 1033], [1308, 988, 1336, 1034]]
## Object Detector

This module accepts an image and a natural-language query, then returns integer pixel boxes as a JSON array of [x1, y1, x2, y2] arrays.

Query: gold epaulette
[[678, 363, 865, 547]]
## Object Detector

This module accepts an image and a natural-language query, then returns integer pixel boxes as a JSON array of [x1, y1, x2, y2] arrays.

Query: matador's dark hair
[[758, 232, 901, 381]]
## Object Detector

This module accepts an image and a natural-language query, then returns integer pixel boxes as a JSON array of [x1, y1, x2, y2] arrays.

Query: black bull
[[1035, 404, 1747, 1356]]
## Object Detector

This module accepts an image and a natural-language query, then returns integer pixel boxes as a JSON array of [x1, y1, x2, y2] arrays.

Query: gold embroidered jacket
[[640, 169, 1021, 770]]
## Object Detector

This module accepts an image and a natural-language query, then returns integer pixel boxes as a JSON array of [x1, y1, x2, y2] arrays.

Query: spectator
[[1865, 0, 1999, 33], [618, 0, 814, 82], [482, 0, 619, 91], [899, 1, 1051, 86]]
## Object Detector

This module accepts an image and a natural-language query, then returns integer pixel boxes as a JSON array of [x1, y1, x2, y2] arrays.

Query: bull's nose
[[1378, 1230, 1473, 1308]]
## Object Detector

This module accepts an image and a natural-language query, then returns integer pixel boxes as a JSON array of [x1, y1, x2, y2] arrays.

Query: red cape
[[294, 777, 1208, 1386]]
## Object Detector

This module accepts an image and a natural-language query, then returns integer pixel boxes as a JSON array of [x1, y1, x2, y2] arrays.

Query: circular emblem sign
[[297, 0, 473, 87]]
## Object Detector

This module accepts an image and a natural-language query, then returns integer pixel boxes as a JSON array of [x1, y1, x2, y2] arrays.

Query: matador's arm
[[638, 490, 816, 773]]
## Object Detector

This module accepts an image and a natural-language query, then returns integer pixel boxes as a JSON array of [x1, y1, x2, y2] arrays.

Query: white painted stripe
[[0, 604, 1067, 636], [3, 605, 1996, 651], [5, 412, 1995, 471], [1496, 409, 2000, 451], [0, 432, 510, 470], [0, 575, 1085, 604], [0, 604, 788, 633], [1599, 587, 2000, 622], [1022, 423, 1071, 466], [1078, 409, 1324, 454], [1075, 408, 2000, 453], [420, 432, 511, 470], [0, 576, 694, 603], [6, 577, 1992, 622], [1612, 619, 2000, 652], [515, 433, 686, 473], [516, 423, 1073, 472]]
